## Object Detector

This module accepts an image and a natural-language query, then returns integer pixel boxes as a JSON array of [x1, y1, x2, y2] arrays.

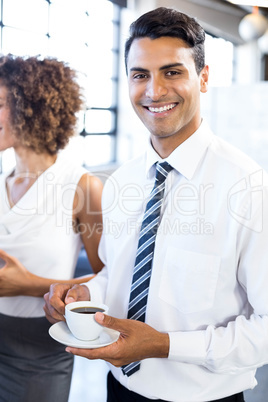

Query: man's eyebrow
[[159, 63, 184, 70], [129, 63, 185, 73], [129, 67, 149, 73]]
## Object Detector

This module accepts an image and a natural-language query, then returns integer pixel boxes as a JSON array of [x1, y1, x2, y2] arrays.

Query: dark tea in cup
[[71, 307, 105, 314]]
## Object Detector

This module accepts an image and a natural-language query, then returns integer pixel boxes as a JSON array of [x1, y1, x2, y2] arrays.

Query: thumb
[[0, 249, 18, 269], [64, 284, 90, 305], [65, 291, 78, 305], [95, 312, 122, 331], [65, 289, 79, 305]]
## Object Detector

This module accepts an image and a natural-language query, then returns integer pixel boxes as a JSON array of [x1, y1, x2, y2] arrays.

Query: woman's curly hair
[[0, 54, 83, 155]]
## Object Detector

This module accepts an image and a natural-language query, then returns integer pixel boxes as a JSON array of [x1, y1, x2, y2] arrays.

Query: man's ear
[[200, 65, 209, 93]]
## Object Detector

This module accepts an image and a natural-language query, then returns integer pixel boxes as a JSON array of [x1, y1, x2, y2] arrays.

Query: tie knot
[[155, 162, 173, 184]]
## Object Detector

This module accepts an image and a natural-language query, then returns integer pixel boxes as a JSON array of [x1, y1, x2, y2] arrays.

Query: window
[[0, 0, 124, 172], [205, 33, 234, 87]]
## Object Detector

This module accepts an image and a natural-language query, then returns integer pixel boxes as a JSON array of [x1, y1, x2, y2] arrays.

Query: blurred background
[[1, 0, 268, 175], [0, 0, 267, 400]]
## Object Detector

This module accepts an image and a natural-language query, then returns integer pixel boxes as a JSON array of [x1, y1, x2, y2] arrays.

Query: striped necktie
[[122, 161, 173, 377]]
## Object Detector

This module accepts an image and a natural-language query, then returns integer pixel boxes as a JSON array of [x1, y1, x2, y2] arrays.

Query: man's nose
[[145, 77, 168, 100]]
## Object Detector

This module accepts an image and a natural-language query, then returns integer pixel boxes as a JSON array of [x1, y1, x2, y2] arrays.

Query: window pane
[[48, 37, 88, 72], [205, 34, 233, 87], [87, 21, 114, 52], [84, 78, 116, 109], [49, 0, 89, 70], [85, 49, 114, 80], [2, 27, 49, 56], [84, 135, 114, 166], [3, 0, 48, 34], [49, 0, 88, 42], [63, 134, 115, 167], [86, 0, 114, 20], [85, 110, 115, 134]]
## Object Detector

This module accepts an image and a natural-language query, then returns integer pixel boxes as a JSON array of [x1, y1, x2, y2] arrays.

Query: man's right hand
[[43, 283, 90, 324]]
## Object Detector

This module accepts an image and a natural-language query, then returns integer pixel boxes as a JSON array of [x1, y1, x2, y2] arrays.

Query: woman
[[0, 55, 103, 402]]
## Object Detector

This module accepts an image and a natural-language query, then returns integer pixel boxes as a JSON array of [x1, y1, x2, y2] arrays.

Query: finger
[[0, 249, 10, 264], [43, 284, 70, 322], [0, 249, 8, 258], [65, 347, 99, 358], [0, 250, 23, 269], [50, 285, 69, 313], [0, 257, 6, 269], [43, 304, 61, 324], [43, 291, 65, 323], [65, 343, 127, 367], [65, 284, 90, 304], [65, 345, 113, 360], [0, 249, 19, 263]]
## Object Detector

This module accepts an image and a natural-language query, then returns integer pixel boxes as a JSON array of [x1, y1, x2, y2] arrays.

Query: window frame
[[0, 0, 124, 172]]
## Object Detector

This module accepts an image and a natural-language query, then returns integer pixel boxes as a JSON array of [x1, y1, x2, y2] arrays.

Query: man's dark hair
[[125, 7, 205, 74]]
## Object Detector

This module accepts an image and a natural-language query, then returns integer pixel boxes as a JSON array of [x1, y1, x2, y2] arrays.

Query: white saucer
[[49, 321, 120, 349]]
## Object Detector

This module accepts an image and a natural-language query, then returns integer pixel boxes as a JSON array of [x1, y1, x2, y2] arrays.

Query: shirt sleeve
[[168, 179, 268, 374], [168, 314, 268, 374], [83, 265, 108, 303], [82, 214, 109, 303], [82, 177, 112, 303]]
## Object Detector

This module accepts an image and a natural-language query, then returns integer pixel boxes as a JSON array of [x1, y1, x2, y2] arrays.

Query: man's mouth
[[147, 103, 177, 113]]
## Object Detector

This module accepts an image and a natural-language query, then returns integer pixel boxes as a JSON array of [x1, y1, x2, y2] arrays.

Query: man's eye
[[133, 74, 147, 79], [166, 70, 180, 76]]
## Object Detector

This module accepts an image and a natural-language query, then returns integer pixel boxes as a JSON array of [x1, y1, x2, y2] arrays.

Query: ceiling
[[155, 0, 268, 44]]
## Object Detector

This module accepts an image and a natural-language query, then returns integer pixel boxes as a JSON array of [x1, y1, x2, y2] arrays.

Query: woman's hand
[[0, 249, 96, 298], [0, 249, 34, 296]]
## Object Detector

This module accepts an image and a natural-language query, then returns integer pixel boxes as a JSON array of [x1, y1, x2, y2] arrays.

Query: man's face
[[127, 36, 209, 156]]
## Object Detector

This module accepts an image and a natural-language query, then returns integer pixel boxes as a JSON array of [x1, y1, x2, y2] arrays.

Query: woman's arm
[[73, 172, 104, 274], [0, 249, 95, 297]]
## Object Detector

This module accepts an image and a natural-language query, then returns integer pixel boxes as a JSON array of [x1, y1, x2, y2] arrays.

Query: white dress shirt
[[85, 120, 268, 401]]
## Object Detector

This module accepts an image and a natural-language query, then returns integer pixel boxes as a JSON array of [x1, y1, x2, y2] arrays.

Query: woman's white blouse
[[0, 155, 86, 317]]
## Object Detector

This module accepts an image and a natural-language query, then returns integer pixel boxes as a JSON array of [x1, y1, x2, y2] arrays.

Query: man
[[44, 7, 268, 402]]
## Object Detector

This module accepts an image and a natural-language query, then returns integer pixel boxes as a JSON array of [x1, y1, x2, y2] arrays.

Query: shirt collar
[[145, 119, 214, 180]]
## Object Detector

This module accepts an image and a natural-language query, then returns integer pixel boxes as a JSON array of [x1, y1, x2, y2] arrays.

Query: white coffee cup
[[65, 301, 108, 341]]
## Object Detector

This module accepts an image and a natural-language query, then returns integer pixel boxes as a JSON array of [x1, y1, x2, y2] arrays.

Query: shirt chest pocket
[[159, 247, 221, 314]]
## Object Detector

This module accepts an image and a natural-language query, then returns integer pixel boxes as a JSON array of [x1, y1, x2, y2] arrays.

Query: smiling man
[[127, 36, 208, 158], [44, 8, 268, 402]]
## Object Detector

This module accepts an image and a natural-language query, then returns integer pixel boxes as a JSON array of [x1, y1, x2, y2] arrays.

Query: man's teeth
[[148, 104, 176, 113]]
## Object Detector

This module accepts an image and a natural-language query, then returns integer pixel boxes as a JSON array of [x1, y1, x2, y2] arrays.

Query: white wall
[[201, 83, 268, 171]]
